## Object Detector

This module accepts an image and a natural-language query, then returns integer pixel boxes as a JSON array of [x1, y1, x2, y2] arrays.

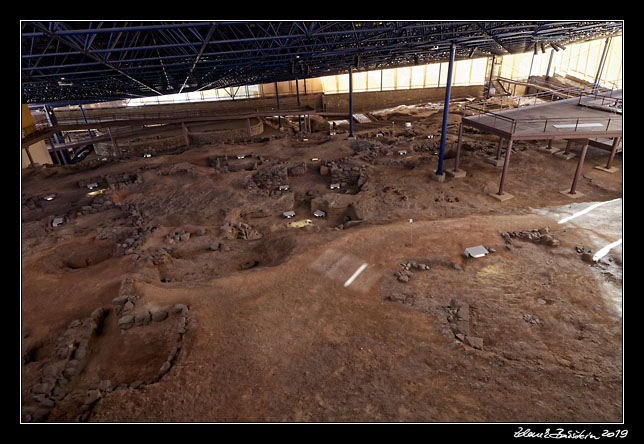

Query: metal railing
[[577, 90, 622, 109], [464, 104, 621, 137], [470, 80, 619, 116], [51, 105, 311, 127]]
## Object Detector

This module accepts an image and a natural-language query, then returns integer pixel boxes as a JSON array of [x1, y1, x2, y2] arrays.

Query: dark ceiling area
[[21, 21, 623, 105]]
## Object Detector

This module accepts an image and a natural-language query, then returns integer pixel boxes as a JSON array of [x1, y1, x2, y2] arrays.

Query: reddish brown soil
[[21, 101, 622, 423]]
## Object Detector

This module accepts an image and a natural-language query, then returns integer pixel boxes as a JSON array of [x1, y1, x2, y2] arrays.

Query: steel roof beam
[[29, 22, 163, 96]]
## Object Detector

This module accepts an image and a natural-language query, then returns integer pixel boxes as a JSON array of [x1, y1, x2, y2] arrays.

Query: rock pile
[[165, 230, 191, 244], [501, 226, 560, 247], [22, 307, 107, 422], [287, 162, 307, 176], [446, 298, 483, 350], [394, 260, 431, 283], [76, 303, 189, 422], [77, 194, 116, 216], [113, 276, 139, 319], [77, 177, 106, 189], [247, 164, 289, 192], [321, 161, 369, 189], [222, 221, 263, 240], [105, 172, 142, 189]]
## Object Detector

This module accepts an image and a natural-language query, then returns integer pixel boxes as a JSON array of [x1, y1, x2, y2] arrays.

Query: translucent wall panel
[[453, 60, 471, 85], [438, 62, 449, 86], [260, 82, 276, 96], [157, 94, 174, 104], [470, 58, 487, 84], [247, 85, 260, 98], [425, 64, 440, 87], [576, 42, 590, 77], [201, 89, 219, 100], [394, 66, 410, 89], [381, 68, 396, 91], [320, 75, 338, 94], [173, 93, 190, 103], [336, 74, 350, 93], [352, 72, 368, 92], [586, 39, 603, 78], [543, 35, 622, 88], [513, 52, 533, 79], [603, 36, 622, 88], [411, 65, 426, 88], [367, 70, 381, 91], [305, 77, 324, 93], [276, 81, 291, 95]]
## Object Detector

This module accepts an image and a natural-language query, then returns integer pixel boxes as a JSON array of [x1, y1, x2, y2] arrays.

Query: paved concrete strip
[[593, 238, 622, 262], [344, 263, 368, 287], [556, 198, 621, 224]]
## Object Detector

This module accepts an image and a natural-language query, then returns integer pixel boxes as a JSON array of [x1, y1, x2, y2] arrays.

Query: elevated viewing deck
[[462, 89, 622, 141]]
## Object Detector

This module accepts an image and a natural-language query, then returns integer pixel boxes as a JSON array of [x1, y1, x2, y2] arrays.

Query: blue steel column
[[79, 104, 92, 137], [296, 78, 302, 133], [348, 65, 354, 138], [436, 43, 456, 177]]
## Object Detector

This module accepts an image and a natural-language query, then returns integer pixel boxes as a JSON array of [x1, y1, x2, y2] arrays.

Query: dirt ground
[[20, 97, 623, 423]]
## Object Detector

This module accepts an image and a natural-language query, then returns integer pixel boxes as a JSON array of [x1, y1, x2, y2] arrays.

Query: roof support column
[[593, 37, 612, 93], [275, 82, 281, 129], [433, 42, 456, 180], [348, 64, 354, 139], [79, 104, 92, 137], [486, 55, 495, 99], [545, 49, 555, 81], [296, 77, 302, 134]]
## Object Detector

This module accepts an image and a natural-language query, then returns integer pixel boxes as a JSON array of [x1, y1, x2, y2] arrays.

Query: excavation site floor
[[21, 104, 623, 423]]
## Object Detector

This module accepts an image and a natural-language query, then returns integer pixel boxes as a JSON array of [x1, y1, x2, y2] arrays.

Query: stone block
[[554, 152, 576, 160], [445, 168, 466, 178], [429, 172, 445, 182], [594, 165, 619, 173], [559, 189, 585, 198], [488, 192, 514, 202], [485, 157, 505, 167]]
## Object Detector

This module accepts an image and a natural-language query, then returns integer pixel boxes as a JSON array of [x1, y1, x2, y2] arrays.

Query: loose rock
[[151, 310, 168, 322], [118, 315, 135, 329]]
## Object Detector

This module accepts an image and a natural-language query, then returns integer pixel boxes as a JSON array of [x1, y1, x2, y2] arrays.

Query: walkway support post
[[497, 138, 513, 196], [567, 139, 589, 195], [605, 137, 621, 170], [446, 122, 466, 178], [495, 137, 504, 160], [434, 42, 456, 179]]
